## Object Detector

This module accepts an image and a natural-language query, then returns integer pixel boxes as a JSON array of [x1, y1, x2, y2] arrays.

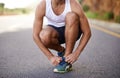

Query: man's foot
[[53, 57, 72, 73]]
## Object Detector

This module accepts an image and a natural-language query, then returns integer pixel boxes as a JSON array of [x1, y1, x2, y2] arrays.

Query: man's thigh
[[40, 26, 59, 41], [47, 25, 65, 44], [47, 25, 82, 44]]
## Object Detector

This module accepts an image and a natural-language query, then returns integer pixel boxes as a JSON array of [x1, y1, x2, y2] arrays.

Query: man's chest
[[52, 4, 65, 15]]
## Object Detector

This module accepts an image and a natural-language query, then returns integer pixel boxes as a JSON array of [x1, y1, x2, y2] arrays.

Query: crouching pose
[[33, 0, 91, 73]]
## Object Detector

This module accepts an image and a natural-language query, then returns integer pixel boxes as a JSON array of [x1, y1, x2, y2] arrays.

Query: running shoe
[[53, 57, 72, 73]]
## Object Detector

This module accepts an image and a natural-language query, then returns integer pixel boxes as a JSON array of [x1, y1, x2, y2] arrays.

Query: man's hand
[[50, 56, 62, 66], [65, 52, 79, 64]]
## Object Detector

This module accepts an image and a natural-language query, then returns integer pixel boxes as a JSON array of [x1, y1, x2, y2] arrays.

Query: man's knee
[[65, 12, 79, 26], [40, 29, 52, 47], [66, 12, 79, 21]]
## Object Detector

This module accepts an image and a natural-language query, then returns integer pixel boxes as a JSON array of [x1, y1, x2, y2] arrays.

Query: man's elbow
[[33, 33, 39, 42], [88, 30, 92, 39], [88, 30, 92, 38], [84, 29, 92, 38]]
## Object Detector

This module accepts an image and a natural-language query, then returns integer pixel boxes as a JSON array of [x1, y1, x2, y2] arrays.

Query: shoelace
[[59, 57, 66, 65]]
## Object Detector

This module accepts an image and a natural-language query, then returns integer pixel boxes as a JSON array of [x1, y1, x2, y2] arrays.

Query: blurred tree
[[113, 0, 120, 23], [81, 0, 120, 23], [78, 0, 83, 3], [0, 3, 5, 15]]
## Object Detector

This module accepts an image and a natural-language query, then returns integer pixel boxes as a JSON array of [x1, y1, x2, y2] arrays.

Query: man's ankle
[[58, 47, 65, 52]]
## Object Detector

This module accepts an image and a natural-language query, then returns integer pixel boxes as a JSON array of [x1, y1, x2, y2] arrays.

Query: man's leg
[[40, 26, 64, 52], [64, 12, 80, 57]]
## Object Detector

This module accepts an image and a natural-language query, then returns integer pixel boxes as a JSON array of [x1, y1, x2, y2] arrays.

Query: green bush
[[4, 8, 31, 14], [0, 3, 5, 14], [115, 16, 120, 23], [78, 0, 83, 3], [103, 12, 114, 20], [85, 11, 99, 19], [83, 5, 90, 12], [0, 3, 4, 8], [21, 8, 30, 13]]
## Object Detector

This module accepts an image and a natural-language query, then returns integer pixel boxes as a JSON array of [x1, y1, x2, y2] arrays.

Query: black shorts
[[48, 25, 82, 44]]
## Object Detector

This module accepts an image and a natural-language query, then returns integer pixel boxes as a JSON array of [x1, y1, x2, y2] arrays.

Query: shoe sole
[[53, 67, 72, 73]]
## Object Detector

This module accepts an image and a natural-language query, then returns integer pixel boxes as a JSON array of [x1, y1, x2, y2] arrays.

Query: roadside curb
[[88, 19, 120, 34]]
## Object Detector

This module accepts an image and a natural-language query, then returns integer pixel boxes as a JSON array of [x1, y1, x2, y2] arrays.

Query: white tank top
[[45, 0, 71, 27]]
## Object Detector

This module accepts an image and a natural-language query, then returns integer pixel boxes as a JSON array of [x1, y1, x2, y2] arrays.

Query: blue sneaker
[[53, 57, 72, 73], [57, 49, 65, 57]]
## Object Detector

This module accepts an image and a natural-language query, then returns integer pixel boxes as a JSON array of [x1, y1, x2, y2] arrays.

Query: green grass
[[103, 12, 114, 20], [5, 8, 31, 14], [85, 11, 99, 19], [115, 16, 120, 23], [0, 8, 31, 15], [85, 11, 120, 23]]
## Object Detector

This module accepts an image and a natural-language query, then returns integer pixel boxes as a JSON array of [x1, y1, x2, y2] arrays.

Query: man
[[33, 0, 91, 73]]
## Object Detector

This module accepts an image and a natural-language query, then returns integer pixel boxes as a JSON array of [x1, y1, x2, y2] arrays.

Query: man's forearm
[[33, 34, 54, 60], [75, 31, 91, 55], [33, 18, 54, 60], [75, 18, 91, 55]]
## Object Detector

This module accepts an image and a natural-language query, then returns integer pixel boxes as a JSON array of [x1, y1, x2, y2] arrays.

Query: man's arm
[[33, 0, 54, 59], [33, 0, 61, 65], [74, 0, 91, 54], [66, 0, 91, 64]]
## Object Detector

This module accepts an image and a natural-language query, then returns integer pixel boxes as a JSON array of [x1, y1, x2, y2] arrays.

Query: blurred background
[[79, 0, 120, 23], [0, 0, 120, 78], [0, 0, 120, 23], [0, 0, 39, 15]]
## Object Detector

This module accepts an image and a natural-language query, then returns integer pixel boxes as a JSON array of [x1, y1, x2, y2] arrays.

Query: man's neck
[[52, 0, 65, 6]]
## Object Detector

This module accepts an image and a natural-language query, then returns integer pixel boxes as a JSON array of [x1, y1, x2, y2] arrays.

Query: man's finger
[[66, 58, 72, 63], [65, 56, 70, 61]]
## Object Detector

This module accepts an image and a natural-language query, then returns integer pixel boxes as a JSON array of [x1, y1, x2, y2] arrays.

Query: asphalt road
[[0, 14, 120, 78]]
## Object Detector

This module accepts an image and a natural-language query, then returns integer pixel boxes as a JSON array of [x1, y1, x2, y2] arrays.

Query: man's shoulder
[[70, 0, 82, 10], [70, 0, 82, 9], [36, 0, 46, 12], [41, 0, 46, 3], [70, 0, 80, 5], [37, 0, 46, 7], [70, 0, 84, 16], [35, 0, 46, 17]]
